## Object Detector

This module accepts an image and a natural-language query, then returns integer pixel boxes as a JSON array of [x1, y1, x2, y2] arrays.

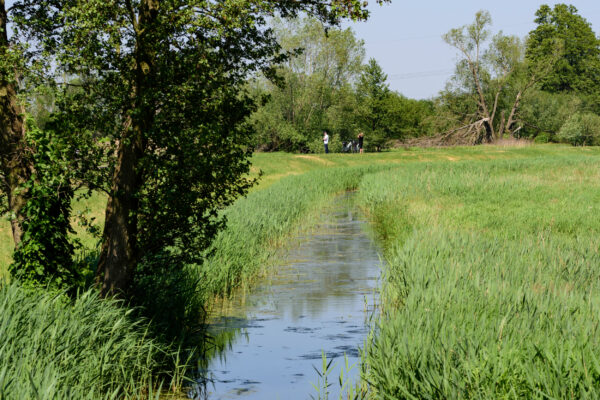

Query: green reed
[[0, 282, 186, 400], [357, 154, 600, 398]]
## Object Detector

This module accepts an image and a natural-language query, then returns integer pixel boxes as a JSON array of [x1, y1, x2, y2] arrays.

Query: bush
[[519, 90, 582, 140], [557, 112, 600, 146], [533, 132, 550, 143], [307, 134, 342, 153]]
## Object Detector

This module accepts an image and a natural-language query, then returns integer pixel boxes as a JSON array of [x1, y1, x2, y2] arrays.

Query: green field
[[357, 153, 600, 398], [3, 144, 600, 398], [0, 143, 581, 280], [253, 145, 600, 397]]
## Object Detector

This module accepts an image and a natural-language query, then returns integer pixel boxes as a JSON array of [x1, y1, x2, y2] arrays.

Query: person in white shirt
[[323, 131, 329, 154]]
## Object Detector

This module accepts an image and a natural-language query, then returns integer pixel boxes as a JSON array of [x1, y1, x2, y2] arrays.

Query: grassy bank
[[0, 144, 589, 276], [357, 152, 600, 398], [0, 282, 185, 399], [201, 144, 589, 303]]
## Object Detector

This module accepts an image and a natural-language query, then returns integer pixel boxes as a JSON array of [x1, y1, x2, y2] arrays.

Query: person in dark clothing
[[358, 132, 364, 154]]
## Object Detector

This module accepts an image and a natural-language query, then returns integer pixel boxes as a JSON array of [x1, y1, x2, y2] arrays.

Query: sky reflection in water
[[198, 195, 382, 399]]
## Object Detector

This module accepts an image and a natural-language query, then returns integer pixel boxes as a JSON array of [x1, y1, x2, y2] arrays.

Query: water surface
[[198, 194, 381, 399]]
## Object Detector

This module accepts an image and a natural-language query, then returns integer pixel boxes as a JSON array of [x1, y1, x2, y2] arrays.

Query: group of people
[[322, 131, 364, 154]]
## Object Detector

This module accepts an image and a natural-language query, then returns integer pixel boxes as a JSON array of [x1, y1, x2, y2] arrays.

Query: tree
[[355, 58, 392, 150], [10, 0, 387, 299], [443, 10, 561, 141], [527, 4, 600, 96], [251, 17, 365, 152], [0, 0, 31, 247], [1, 1, 82, 287]]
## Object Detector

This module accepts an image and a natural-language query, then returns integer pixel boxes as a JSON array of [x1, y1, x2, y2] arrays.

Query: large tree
[[527, 4, 600, 95], [251, 17, 365, 152], [355, 57, 390, 150], [443, 10, 561, 141], [10, 0, 387, 298], [0, 0, 31, 247]]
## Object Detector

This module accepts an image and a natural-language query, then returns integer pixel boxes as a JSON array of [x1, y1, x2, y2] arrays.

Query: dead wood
[[402, 118, 492, 147]]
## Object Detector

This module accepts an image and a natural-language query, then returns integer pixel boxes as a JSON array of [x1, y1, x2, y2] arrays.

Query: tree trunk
[[498, 110, 506, 138], [469, 63, 494, 141], [96, 0, 157, 298], [0, 0, 32, 248], [506, 90, 522, 137], [96, 123, 144, 297], [482, 119, 494, 143]]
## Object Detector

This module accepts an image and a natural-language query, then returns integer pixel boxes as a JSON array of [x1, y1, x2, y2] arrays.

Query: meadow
[[357, 152, 600, 398], [2, 144, 600, 398]]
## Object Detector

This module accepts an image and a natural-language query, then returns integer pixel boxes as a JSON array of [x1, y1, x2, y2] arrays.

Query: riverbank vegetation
[[2, 0, 600, 398], [358, 151, 600, 398], [3, 144, 600, 397], [0, 283, 185, 399]]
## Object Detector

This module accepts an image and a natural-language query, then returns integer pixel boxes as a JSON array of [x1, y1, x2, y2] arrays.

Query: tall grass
[[357, 155, 600, 398], [208, 144, 584, 300], [0, 282, 182, 400]]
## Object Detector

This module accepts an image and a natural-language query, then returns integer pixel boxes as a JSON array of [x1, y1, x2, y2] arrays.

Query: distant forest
[[248, 5, 600, 152]]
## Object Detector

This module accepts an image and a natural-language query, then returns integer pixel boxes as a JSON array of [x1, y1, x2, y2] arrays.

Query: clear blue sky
[[344, 1, 600, 99]]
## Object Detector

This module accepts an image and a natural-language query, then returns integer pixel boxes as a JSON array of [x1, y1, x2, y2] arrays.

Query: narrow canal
[[198, 194, 382, 399]]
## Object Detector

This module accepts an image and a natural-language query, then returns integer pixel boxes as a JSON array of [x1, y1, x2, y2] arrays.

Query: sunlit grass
[[0, 144, 595, 282], [358, 153, 600, 397]]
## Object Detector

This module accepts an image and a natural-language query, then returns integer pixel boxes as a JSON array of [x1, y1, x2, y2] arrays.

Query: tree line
[[249, 17, 436, 153], [249, 4, 600, 150]]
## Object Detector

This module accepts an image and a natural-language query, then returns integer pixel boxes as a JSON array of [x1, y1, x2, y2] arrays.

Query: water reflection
[[195, 194, 381, 399]]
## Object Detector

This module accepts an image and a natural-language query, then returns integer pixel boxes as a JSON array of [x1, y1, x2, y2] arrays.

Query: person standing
[[323, 131, 329, 154], [358, 132, 364, 154]]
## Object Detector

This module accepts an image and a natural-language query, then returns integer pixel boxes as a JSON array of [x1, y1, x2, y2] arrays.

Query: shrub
[[307, 134, 342, 153], [519, 90, 582, 140], [557, 112, 600, 146], [533, 132, 550, 143]]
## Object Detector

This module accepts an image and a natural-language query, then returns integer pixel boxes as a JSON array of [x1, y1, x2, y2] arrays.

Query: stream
[[196, 194, 382, 399]]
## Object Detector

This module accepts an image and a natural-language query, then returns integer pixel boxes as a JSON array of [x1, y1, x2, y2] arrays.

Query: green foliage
[[9, 0, 389, 293], [527, 4, 600, 97], [533, 133, 550, 143], [519, 89, 582, 140], [307, 133, 343, 154], [355, 58, 390, 150], [557, 112, 600, 146], [359, 155, 600, 398], [250, 18, 365, 152], [9, 120, 78, 290], [442, 10, 534, 139], [0, 282, 175, 399], [250, 25, 436, 153]]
